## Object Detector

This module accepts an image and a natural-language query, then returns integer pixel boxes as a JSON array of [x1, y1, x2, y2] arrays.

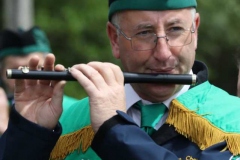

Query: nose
[[154, 35, 168, 43], [153, 35, 172, 61]]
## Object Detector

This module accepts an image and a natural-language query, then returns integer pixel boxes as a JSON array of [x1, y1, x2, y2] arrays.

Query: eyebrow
[[133, 23, 154, 30], [137, 18, 186, 26], [130, 18, 188, 32], [166, 19, 185, 26]]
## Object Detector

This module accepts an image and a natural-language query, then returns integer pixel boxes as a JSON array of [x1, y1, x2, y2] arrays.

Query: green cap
[[0, 30, 22, 59], [108, 0, 197, 20], [20, 26, 52, 55], [0, 26, 51, 60]]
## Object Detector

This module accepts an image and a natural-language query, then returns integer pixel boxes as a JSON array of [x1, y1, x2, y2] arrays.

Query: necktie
[[135, 101, 167, 135]]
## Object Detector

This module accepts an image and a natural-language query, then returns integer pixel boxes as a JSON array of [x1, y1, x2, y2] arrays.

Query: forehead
[[118, 8, 193, 28]]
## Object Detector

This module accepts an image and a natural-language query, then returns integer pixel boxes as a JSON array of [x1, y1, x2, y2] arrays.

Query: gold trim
[[166, 99, 240, 156], [50, 125, 94, 160]]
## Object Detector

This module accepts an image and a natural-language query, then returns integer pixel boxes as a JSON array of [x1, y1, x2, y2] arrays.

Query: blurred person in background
[[0, 26, 78, 135], [0, 26, 51, 105]]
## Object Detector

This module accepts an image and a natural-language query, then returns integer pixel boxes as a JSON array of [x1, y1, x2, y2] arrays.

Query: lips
[[150, 68, 175, 74], [149, 55, 179, 73]]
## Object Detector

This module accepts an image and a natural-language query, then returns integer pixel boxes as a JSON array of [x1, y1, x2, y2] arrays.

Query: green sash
[[51, 97, 100, 160], [166, 81, 240, 156], [51, 81, 240, 159]]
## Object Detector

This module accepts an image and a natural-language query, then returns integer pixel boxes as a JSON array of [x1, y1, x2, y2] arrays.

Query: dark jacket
[[0, 107, 61, 160]]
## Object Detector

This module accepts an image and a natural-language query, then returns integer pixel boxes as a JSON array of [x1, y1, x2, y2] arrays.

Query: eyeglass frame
[[113, 23, 196, 51]]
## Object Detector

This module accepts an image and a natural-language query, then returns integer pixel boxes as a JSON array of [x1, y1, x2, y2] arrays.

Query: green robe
[[51, 81, 240, 159], [62, 95, 79, 113]]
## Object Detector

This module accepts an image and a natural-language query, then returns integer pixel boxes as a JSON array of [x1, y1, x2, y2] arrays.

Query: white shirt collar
[[125, 70, 193, 110]]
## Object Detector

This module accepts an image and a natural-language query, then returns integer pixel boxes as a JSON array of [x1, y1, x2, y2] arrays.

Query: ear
[[193, 13, 200, 50], [107, 22, 120, 59]]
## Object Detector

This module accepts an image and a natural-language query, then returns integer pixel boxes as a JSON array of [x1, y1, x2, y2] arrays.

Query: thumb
[[51, 80, 66, 118]]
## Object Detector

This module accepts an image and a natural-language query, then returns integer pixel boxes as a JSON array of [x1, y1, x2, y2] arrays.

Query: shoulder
[[167, 81, 240, 156], [179, 81, 240, 107]]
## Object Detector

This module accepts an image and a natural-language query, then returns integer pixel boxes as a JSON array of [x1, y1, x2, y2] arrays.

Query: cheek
[[172, 44, 196, 73], [119, 52, 134, 71], [118, 41, 135, 71], [118, 37, 151, 68], [120, 51, 149, 72], [184, 48, 195, 68]]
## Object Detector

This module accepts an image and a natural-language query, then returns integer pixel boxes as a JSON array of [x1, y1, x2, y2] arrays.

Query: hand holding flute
[[13, 54, 66, 130], [12, 54, 127, 133], [11, 53, 197, 133]]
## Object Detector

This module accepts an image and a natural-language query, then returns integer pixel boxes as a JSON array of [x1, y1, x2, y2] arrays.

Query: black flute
[[6, 68, 197, 85]]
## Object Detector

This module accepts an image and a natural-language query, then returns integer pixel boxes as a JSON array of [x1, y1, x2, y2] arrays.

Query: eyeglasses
[[114, 24, 195, 51]]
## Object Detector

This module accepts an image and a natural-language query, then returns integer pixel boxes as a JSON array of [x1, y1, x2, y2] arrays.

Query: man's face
[[1, 52, 45, 94], [108, 8, 200, 102]]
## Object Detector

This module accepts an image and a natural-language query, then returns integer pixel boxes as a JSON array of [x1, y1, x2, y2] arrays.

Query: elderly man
[[1, 0, 240, 160]]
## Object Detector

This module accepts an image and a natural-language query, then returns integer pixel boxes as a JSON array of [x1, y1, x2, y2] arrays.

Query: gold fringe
[[50, 125, 95, 160], [166, 99, 240, 156]]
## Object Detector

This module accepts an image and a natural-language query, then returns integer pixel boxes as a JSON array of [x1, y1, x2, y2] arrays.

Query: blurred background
[[0, 0, 239, 99]]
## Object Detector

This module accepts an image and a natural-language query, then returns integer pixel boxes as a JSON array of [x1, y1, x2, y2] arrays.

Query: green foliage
[[197, 1, 240, 95]]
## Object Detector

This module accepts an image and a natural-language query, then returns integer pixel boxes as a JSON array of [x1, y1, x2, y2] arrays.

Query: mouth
[[150, 68, 175, 74], [149, 56, 179, 74]]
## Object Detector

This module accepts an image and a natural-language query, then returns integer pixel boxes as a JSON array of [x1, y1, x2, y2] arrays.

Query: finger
[[106, 62, 124, 85], [55, 64, 65, 72], [50, 80, 66, 119], [26, 55, 40, 86], [88, 62, 124, 86], [49, 64, 66, 88], [15, 77, 26, 94], [87, 62, 116, 85], [71, 63, 108, 89], [39, 53, 55, 85], [70, 64, 106, 96], [15, 66, 26, 94]]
